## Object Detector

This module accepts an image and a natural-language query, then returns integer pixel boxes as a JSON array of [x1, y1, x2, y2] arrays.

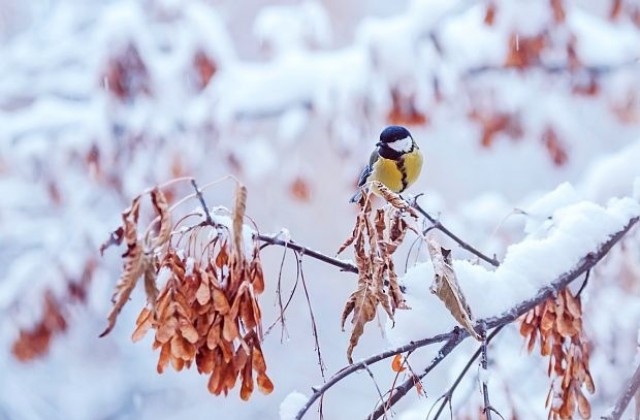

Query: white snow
[[279, 391, 308, 420]]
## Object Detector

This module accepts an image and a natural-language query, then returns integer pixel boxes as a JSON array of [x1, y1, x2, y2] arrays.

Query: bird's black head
[[378, 126, 412, 144]]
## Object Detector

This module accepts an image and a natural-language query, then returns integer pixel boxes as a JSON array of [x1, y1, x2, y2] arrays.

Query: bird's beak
[[376, 142, 382, 147]]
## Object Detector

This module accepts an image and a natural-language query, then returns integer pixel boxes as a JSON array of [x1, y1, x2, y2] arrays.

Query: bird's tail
[[349, 190, 362, 203]]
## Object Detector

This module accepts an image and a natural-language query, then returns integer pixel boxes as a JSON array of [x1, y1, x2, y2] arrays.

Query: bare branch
[[433, 326, 505, 420], [258, 233, 358, 274], [465, 59, 640, 78], [601, 362, 640, 420], [190, 179, 215, 226], [296, 251, 327, 381], [576, 269, 590, 298], [367, 330, 465, 420], [294, 330, 457, 420], [479, 327, 504, 420]]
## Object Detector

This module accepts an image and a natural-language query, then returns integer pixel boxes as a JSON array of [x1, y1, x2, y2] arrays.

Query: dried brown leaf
[[341, 285, 378, 363], [170, 335, 193, 361], [257, 373, 274, 395], [427, 238, 480, 340], [576, 389, 591, 419], [212, 288, 230, 314], [157, 342, 171, 374], [196, 347, 215, 374], [222, 315, 239, 342], [171, 355, 185, 371], [556, 313, 577, 337], [132, 308, 153, 342], [250, 256, 265, 294], [100, 196, 146, 337], [240, 296, 257, 330], [387, 262, 408, 310], [100, 249, 145, 337], [150, 187, 172, 249], [392, 354, 406, 373], [208, 363, 223, 394], [370, 181, 418, 217], [143, 263, 158, 309], [196, 278, 211, 305], [559, 385, 576, 418], [541, 311, 556, 334], [179, 321, 199, 344], [240, 359, 254, 401], [156, 317, 178, 343], [100, 226, 124, 256], [232, 184, 247, 257], [584, 370, 595, 394], [564, 290, 582, 318], [207, 322, 222, 350]]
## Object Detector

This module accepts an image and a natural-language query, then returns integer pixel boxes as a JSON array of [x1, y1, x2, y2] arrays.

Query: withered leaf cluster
[[101, 184, 273, 400], [521, 289, 594, 419], [339, 189, 412, 363]]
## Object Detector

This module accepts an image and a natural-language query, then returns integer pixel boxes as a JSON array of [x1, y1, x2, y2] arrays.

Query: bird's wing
[[356, 150, 380, 187]]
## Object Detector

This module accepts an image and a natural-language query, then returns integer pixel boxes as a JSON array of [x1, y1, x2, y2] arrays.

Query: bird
[[350, 126, 423, 203]]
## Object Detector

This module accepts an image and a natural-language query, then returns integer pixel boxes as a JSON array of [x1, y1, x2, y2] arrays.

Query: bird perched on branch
[[350, 126, 423, 203]]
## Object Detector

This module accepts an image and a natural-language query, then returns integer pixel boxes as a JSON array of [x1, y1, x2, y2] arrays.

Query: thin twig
[[190, 179, 215, 225], [276, 244, 290, 340], [258, 233, 358, 273], [576, 269, 590, 298], [480, 328, 493, 420], [432, 326, 505, 420], [464, 59, 640, 78], [412, 197, 500, 267], [601, 361, 640, 420], [296, 251, 327, 382], [367, 329, 465, 420], [362, 363, 389, 420]]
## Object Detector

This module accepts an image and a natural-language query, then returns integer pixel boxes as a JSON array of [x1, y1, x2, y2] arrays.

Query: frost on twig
[[339, 192, 413, 362]]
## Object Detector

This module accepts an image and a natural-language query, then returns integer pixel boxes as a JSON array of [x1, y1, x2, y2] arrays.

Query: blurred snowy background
[[1, 0, 640, 419]]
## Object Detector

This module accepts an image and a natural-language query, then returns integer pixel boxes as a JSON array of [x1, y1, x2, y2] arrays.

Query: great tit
[[350, 126, 423, 203]]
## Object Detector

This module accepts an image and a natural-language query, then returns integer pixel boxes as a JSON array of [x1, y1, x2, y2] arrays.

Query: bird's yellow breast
[[370, 149, 423, 194]]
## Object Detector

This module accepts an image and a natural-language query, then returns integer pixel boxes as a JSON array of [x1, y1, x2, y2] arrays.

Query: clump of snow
[[279, 391, 308, 420], [581, 138, 640, 204], [209, 210, 258, 256], [254, 1, 331, 54], [478, 365, 491, 385], [568, 8, 640, 66], [519, 182, 581, 235]]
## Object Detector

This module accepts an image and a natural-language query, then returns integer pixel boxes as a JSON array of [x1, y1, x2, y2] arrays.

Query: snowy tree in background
[[1, 0, 640, 419]]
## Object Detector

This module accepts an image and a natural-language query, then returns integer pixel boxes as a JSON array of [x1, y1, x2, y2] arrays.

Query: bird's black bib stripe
[[398, 158, 408, 192]]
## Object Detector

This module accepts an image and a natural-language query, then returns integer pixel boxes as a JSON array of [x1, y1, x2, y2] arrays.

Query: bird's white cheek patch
[[388, 136, 413, 153]]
